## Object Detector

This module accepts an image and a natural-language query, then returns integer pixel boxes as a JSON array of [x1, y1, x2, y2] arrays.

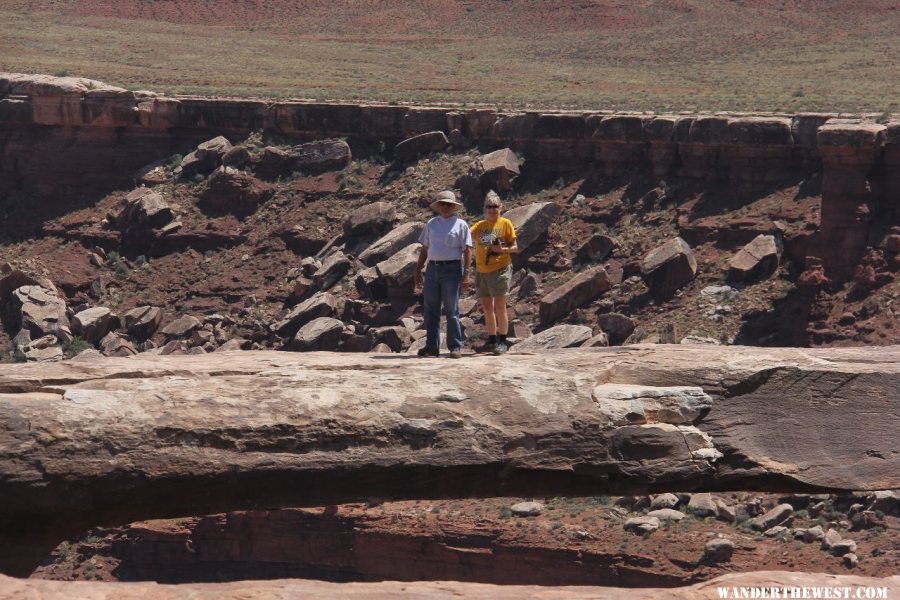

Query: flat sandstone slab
[[1, 571, 898, 599], [0, 346, 898, 576]]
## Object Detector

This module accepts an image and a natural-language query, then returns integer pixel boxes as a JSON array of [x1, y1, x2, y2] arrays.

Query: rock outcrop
[[641, 237, 698, 299], [393, 131, 449, 162], [358, 222, 424, 266], [0, 345, 898, 575], [538, 265, 612, 325], [2, 73, 896, 280], [256, 139, 352, 178], [728, 234, 780, 282]]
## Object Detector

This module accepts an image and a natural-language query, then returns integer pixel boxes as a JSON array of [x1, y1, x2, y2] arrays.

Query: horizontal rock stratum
[[2, 572, 899, 599], [0, 346, 898, 576]]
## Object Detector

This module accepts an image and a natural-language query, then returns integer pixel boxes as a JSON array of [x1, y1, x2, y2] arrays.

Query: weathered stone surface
[[358, 222, 424, 266], [715, 498, 736, 523], [287, 276, 314, 304], [481, 148, 521, 176], [687, 493, 719, 518], [581, 332, 610, 347], [159, 315, 202, 338], [273, 292, 337, 338], [10, 285, 70, 340], [290, 317, 345, 351], [199, 168, 274, 216], [831, 539, 858, 557], [72, 307, 120, 344], [728, 234, 779, 282], [375, 242, 422, 289], [504, 202, 562, 253], [624, 516, 659, 534], [750, 503, 794, 531], [15, 335, 63, 363], [650, 493, 680, 510], [178, 136, 232, 177], [576, 234, 616, 263], [0, 345, 898, 576], [597, 312, 636, 345], [343, 201, 397, 237], [119, 187, 173, 229], [869, 490, 900, 515], [367, 326, 412, 353], [197, 135, 232, 159], [257, 139, 352, 178], [539, 265, 611, 325], [821, 528, 842, 550], [641, 237, 698, 299], [0, 267, 52, 304], [479, 148, 520, 191], [98, 332, 138, 357], [221, 145, 251, 168], [702, 538, 735, 563], [648, 508, 685, 522], [365, 243, 423, 300], [393, 131, 449, 162], [794, 525, 825, 543], [313, 250, 351, 291], [591, 384, 713, 427], [510, 501, 543, 517], [0, 572, 898, 600], [508, 325, 592, 352], [123, 306, 163, 339]]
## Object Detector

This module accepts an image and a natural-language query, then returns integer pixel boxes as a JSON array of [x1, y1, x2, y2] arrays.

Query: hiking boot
[[476, 341, 496, 353], [493, 341, 508, 355], [417, 346, 439, 357], [448, 349, 462, 359]]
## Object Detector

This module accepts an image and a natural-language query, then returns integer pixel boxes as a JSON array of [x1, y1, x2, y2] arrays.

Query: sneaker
[[417, 346, 439, 357], [493, 341, 508, 355], [448, 349, 462, 359]]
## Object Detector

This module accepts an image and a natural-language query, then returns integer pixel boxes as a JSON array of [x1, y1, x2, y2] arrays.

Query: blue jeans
[[424, 261, 464, 351]]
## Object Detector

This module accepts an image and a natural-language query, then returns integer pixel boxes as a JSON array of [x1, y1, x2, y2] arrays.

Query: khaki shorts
[[475, 265, 512, 298]]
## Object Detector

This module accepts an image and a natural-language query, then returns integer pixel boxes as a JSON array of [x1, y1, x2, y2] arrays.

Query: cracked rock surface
[[0, 345, 897, 576]]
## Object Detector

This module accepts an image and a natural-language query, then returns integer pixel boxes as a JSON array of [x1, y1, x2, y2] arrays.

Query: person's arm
[[461, 222, 474, 293], [501, 221, 518, 253], [414, 245, 428, 290], [461, 245, 473, 293], [500, 240, 519, 254]]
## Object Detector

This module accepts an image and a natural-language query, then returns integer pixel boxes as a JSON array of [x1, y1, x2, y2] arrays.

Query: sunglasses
[[484, 206, 500, 210]]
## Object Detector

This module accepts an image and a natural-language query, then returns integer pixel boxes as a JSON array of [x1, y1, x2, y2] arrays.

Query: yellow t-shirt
[[470, 217, 517, 273]]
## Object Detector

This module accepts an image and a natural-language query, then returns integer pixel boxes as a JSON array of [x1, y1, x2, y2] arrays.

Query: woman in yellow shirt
[[469, 191, 518, 354]]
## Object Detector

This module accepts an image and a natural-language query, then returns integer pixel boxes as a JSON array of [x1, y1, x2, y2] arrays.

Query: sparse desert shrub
[[63, 337, 93, 356]]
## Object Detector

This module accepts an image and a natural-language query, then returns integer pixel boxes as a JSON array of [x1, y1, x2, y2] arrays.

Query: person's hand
[[491, 242, 504, 254], [414, 269, 423, 292], [461, 272, 471, 294]]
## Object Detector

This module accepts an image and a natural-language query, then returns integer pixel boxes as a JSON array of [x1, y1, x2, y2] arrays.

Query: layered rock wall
[[1, 72, 897, 276]]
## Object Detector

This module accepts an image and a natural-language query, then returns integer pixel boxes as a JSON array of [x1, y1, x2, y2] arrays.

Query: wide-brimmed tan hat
[[429, 190, 462, 211]]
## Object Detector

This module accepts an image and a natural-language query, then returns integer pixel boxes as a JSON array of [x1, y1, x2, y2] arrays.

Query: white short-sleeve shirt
[[418, 216, 473, 261]]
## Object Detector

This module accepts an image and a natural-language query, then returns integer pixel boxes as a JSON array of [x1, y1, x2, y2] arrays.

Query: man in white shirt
[[413, 191, 473, 358]]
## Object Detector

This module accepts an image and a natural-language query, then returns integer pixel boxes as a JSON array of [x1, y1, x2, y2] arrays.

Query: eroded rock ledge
[[3, 571, 899, 599], [2, 73, 899, 278], [0, 346, 898, 576]]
